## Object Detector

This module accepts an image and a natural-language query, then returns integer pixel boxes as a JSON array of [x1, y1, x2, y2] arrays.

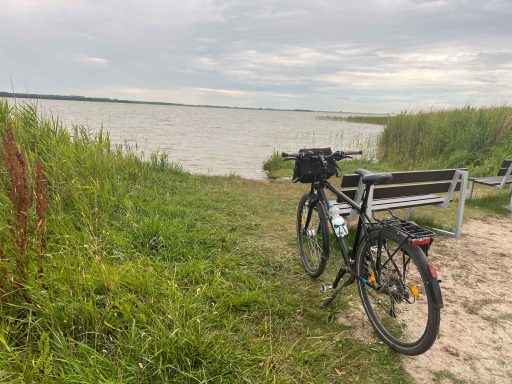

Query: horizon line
[[0, 91, 390, 116]]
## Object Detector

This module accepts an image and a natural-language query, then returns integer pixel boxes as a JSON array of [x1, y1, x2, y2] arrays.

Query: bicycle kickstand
[[320, 267, 355, 307]]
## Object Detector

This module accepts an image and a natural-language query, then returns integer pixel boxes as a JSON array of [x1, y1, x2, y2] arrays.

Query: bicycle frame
[[306, 178, 375, 294]]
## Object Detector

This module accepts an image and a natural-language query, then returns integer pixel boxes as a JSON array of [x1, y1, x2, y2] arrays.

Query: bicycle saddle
[[355, 169, 393, 185]]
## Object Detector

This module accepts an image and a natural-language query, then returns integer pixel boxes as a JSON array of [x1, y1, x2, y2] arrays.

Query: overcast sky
[[1, 0, 511, 113]]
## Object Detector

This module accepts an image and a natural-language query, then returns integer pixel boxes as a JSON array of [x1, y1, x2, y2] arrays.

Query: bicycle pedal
[[320, 283, 333, 294]]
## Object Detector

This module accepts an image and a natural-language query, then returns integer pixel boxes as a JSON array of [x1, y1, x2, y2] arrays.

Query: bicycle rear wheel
[[355, 227, 441, 355], [297, 192, 329, 277]]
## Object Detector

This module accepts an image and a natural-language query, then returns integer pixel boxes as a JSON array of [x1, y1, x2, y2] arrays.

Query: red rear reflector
[[427, 263, 438, 279], [410, 237, 431, 246]]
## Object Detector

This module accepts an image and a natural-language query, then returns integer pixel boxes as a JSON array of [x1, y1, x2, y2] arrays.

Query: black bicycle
[[283, 148, 443, 355]]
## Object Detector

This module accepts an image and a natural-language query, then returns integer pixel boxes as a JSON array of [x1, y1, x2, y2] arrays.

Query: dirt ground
[[337, 216, 512, 384], [404, 217, 512, 384]]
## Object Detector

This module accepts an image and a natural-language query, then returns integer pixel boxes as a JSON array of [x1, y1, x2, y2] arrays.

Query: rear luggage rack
[[378, 217, 436, 239], [377, 214, 436, 255]]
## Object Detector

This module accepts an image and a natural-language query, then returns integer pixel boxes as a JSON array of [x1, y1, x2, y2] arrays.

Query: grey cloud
[[1, 0, 511, 112]]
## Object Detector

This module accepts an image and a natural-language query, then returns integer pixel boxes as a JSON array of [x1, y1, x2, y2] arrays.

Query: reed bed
[[379, 106, 512, 175], [317, 115, 391, 125]]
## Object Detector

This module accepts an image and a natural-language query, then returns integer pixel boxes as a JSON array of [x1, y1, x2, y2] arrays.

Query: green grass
[[432, 369, 469, 384], [317, 115, 391, 125], [0, 100, 413, 383], [262, 151, 295, 179]]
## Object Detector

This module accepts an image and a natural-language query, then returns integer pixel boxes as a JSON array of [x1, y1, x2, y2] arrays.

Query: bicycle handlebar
[[281, 152, 299, 158], [281, 150, 363, 159], [342, 150, 363, 156]]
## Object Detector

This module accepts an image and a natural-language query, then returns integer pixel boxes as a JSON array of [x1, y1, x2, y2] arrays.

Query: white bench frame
[[346, 169, 469, 238], [468, 161, 512, 212]]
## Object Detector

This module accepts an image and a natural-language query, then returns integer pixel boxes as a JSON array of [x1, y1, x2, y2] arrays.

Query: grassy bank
[[0, 100, 411, 383], [379, 106, 512, 175]]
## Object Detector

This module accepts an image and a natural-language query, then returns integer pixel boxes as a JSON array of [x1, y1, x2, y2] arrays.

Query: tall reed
[[317, 115, 391, 125], [378, 106, 512, 175]]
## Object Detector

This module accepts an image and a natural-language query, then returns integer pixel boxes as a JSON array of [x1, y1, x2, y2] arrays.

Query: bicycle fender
[[387, 228, 444, 310], [426, 276, 444, 310]]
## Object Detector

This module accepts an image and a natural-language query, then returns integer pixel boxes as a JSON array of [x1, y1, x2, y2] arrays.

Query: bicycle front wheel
[[356, 227, 441, 355], [297, 192, 329, 277]]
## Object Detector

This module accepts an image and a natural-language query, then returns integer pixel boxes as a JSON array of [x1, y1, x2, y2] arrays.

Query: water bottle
[[328, 201, 348, 237], [303, 228, 316, 237]]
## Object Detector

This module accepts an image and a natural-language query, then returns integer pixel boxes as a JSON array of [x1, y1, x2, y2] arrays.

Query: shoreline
[[1, 91, 376, 114]]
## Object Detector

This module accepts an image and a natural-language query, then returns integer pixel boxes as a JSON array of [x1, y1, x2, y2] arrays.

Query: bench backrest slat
[[372, 182, 461, 199], [339, 168, 467, 200], [497, 160, 512, 176], [339, 181, 462, 200], [341, 169, 460, 188]]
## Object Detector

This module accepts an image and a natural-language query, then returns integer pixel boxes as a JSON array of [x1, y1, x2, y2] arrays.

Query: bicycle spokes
[[362, 238, 430, 345], [297, 196, 329, 277]]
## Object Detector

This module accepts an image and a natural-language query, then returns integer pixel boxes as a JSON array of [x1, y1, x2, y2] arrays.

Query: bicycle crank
[[319, 283, 333, 294]]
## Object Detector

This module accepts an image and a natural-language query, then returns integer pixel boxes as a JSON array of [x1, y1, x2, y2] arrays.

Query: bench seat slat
[[469, 176, 512, 186], [338, 205, 352, 216]]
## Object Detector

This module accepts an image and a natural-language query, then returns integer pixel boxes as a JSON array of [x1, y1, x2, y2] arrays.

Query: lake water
[[8, 98, 383, 179]]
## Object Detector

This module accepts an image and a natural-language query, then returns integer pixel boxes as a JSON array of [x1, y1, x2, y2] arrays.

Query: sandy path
[[336, 216, 512, 383], [404, 217, 512, 384]]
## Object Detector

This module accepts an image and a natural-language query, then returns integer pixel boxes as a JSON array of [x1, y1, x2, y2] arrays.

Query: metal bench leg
[[453, 172, 468, 237], [434, 170, 467, 238], [509, 190, 512, 213], [468, 180, 475, 199], [406, 208, 414, 220]]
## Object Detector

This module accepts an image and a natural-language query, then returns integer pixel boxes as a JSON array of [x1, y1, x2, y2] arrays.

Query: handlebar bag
[[292, 147, 338, 183]]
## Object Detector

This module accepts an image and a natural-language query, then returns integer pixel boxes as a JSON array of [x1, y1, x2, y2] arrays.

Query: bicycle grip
[[341, 150, 363, 155], [282, 152, 300, 158]]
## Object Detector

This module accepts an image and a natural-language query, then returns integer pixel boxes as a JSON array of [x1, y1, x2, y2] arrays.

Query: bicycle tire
[[296, 192, 330, 277], [355, 227, 441, 355]]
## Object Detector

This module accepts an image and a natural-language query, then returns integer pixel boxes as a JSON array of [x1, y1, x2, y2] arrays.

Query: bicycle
[[283, 148, 443, 355]]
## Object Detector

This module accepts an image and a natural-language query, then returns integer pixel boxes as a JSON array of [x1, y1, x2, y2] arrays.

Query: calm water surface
[[11, 98, 383, 179]]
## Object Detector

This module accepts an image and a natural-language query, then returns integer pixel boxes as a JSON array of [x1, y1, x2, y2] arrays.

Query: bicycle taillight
[[409, 237, 431, 246]]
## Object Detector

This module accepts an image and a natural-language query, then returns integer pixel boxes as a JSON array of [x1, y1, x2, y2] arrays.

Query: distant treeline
[[1, 91, 329, 113], [0, 91, 205, 107]]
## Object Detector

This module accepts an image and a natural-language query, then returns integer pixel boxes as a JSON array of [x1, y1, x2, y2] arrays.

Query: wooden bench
[[468, 160, 512, 212], [335, 168, 469, 237]]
